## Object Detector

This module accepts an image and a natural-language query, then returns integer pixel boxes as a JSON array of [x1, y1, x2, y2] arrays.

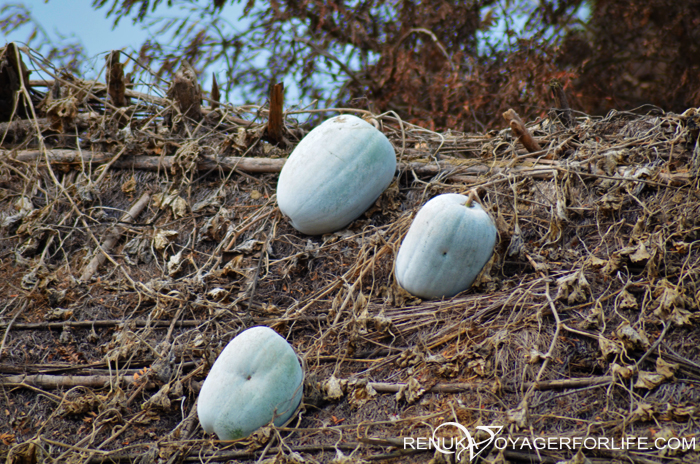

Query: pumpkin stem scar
[[465, 189, 478, 207]]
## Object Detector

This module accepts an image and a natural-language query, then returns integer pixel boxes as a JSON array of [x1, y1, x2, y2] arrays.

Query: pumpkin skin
[[197, 326, 303, 440], [277, 115, 396, 235], [395, 193, 497, 299]]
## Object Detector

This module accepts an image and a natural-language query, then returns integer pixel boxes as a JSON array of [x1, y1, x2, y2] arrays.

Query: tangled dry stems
[[1, 46, 700, 463]]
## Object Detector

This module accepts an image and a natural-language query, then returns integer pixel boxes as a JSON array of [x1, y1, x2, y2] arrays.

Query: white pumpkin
[[277, 115, 396, 235], [395, 193, 497, 299], [197, 326, 303, 440]]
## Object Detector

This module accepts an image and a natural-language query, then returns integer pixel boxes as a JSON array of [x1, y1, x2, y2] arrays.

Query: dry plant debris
[[1, 44, 700, 463]]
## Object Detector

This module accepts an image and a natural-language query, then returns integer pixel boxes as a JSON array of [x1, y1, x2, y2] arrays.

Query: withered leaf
[[655, 357, 678, 379], [652, 279, 693, 326], [555, 269, 590, 304], [615, 322, 650, 350], [634, 370, 665, 389], [629, 242, 651, 262], [612, 363, 634, 379], [322, 375, 346, 402], [599, 336, 621, 358], [618, 289, 638, 310], [395, 377, 426, 404]]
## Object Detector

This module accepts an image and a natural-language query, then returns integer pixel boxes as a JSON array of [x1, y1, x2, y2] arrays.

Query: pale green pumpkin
[[395, 193, 497, 299], [197, 326, 303, 440], [277, 115, 396, 235]]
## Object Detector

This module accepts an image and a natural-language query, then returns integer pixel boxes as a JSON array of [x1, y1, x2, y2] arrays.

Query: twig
[[0, 319, 200, 331], [0, 113, 100, 135], [0, 301, 25, 361], [633, 322, 669, 373], [4, 149, 555, 179], [167, 60, 202, 121], [84, 443, 366, 463], [549, 79, 574, 128], [0, 374, 138, 389], [79, 192, 150, 282], [503, 108, 543, 154], [106, 50, 126, 107], [210, 74, 220, 111], [266, 82, 285, 145], [223, 207, 277, 252], [368, 376, 612, 395], [165, 398, 199, 441]]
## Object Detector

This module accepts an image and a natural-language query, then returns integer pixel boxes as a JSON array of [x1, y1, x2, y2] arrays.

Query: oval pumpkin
[[394, 193, 497, 299], [277, 115, 396, 235], [197, 326, 303, 440]]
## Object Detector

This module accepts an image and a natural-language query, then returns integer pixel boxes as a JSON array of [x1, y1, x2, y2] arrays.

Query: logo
[[404, 422, 503, 462], [405, 426, 697, 460]]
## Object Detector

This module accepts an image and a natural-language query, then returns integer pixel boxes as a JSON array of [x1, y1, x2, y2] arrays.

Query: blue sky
[[4, 0, 257, 98], [8, 0, 156, 59]]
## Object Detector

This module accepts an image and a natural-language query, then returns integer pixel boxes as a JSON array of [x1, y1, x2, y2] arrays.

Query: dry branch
[[0, 374, 137, 389], [106, 50, 126, 107], [266, 82, 285, 144], [503, 108, 542, 154], [549, 79, 574, 128], [79, 192, 150, 282], [7, 148, 689, 187], [167, 61, 202, 121], [210, 74, 220, 110], [0, 319, 201, 331], [369, 376, 612, 395], [0, 43, 32, 121], [0, 113, 99, 135]]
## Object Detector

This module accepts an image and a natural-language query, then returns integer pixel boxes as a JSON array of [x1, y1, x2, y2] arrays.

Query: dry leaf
[[634, 370, 665, 389], [555, 269, 590, 304], [330, 449, 368, 464], [618, 289, 638, 310], [652, 279, 693, 326], [560, 448, 593, 464], [630, 402, 656, 422], [322, 375, 346, 401], [347, 379, 377, 409], [629, 242, 651, 262], [395, 377, 426, 404], [154, 229, 178, 251], [144, 384, 171, 411], [599, 336, 621, 358], [507, 400, 529, 428], [655, 358, 678, 379], [615, 322, 650, 350], [612, 363, 634, 379], [121, 175, 136, 194], [167, 250, 184, 276], [587, 255, 607, 268], [153, 192, 188, 218]]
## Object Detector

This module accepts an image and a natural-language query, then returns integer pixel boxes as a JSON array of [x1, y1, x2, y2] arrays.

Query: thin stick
[[210, 74, 220, 110], [0, 374, 138, 389], [79, 192, 150, 282], [266, 82, 285, 144], [549, 79, 574, 128], [106, 50, 126, 107], [0, 301, 25, 361], [167, 60, 202, 121], [503, 108, 542, 154]]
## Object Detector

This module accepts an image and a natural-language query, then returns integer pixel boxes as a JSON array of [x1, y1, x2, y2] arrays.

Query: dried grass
[[1, 45, 700, 463]]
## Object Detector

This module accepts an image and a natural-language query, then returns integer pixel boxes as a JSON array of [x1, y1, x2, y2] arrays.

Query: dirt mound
[[1, 44, 699, 463]]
